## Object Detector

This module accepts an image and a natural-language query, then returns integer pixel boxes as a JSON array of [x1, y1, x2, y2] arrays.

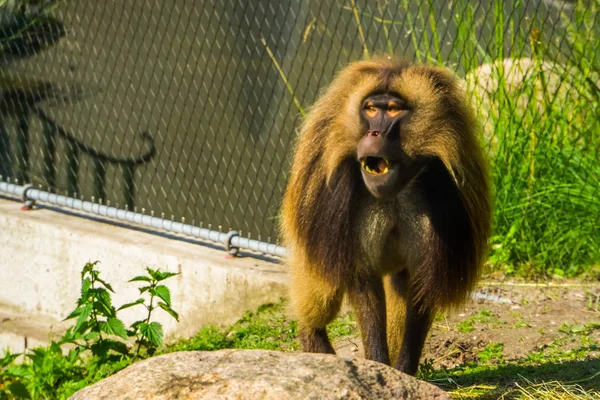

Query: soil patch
[[334, 283, 600, 369]]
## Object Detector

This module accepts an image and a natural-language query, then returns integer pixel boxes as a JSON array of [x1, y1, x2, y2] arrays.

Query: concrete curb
[[0, 197, 288, 351]]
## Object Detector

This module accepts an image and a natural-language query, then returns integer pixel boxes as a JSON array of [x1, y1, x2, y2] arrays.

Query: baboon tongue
[[377, 158, 388, 172]]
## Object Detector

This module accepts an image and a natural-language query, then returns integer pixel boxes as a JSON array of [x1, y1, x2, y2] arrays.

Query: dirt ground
[[334, 282, 600, 369]]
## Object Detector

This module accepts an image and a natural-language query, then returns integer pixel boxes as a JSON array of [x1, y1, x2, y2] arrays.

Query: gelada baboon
[[280, 58, 492, 375]]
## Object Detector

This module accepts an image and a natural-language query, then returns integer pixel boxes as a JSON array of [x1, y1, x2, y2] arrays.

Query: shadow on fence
[[0, 107, 155, 210]]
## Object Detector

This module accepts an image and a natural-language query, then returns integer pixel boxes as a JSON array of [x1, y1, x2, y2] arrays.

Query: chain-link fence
[[0, 0, 598, 276]]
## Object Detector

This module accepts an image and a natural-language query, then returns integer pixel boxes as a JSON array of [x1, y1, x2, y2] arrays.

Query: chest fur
[[356, 194, 427, 274]]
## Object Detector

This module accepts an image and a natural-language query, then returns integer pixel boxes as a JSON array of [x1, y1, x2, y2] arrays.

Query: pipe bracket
[[21, 184, 36, 210], [224, 231, 240, 256]]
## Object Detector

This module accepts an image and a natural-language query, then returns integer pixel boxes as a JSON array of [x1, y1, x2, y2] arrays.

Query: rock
[[69, 350, 450, 400]]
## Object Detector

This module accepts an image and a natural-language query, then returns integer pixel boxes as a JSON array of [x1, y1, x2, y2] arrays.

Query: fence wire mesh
[[0, 0, 598, 276]]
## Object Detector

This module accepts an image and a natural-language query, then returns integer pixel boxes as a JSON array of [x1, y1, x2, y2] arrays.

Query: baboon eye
[[387, 101, 406, 118], [365, 105, 379, 118], [387, 107, 405, 118]]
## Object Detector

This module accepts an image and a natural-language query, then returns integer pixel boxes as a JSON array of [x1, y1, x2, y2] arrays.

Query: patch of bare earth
[[334, 283, 600, 369]]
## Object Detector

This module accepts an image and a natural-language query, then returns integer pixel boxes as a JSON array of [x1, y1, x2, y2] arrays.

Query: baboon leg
[[384, 271, 410, 365], [298, 327, 335, 354], [394, 288, 434, 375], [347, 275, 390, 365], [290, 266, 344, 354]]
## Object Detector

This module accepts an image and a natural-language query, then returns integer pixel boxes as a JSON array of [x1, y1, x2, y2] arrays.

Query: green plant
[[587, 291, 600, 312], [60, 261, 129, 360], [478, 342, 505, 364], [457, 309, 503, 333], [559, 322, 600, 336], [0, 262, 179, 399], [468, 0, 600, 278], [122, 267, 180, 356], [169, 301, 298, 353], [0, 349, 29, 399], [0, 0, 64, 60], [327, 312, 357, 340], [457, 320, 475, 333], [60, 263, 179, 359], [514, 320, 530, 328]]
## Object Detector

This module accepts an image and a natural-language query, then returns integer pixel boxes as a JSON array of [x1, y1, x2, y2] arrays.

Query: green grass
[[165, 300, 357, 354], [457, 309, 505, 333], [478, 342, 505, 365], [453, 0, 599, 278], [165, 302, 299, 353]]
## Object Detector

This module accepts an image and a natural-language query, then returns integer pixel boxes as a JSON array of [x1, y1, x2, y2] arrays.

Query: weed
[[0, 262, 179, 399], [167, 300, 299, 353], [514, 320, 530, 328], [457, 320, 476, 334], [123, 267, 180, 356], [478, 342, 505, 365], [457, 309, 504, 333], [328, 313, 357, 340], [587, 292, 600, 312]]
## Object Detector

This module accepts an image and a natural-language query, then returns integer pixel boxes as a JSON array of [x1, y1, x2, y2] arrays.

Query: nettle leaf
[[74, 303, 93, 332], [106, 339, 129, 355], [8, 381, 31, 399], [130, 320, 145, 330], [90, 340, 109, 358], [90, 288, 113, 308], [93, 301, 116, 319], [141, 321, 163, 346], [96, 277, 115, 293], [158, 302, 179, 321], [84, 331, 100, 342], [145, 267, 159, 280], [136, 322, 149, 339], [49, 342, 63, 354], [82, 261, 99, 276], [60, 327, 84, 344], [151, 285, 171, 306], [81, 277, 91, 299], [138, 285, 152, 294], [129, 275, 152, 283], [101, 318, 128, 340], [117, 298, 145, 311], [91, 288, 116, 317], [64, 305, 86, 321], [0, 352, 20, 367], [6, 364, 29, 378], [154, 270, 178, 282]]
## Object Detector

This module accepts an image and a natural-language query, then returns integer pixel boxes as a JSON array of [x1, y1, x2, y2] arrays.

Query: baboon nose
[[367, 131, 381, 137]]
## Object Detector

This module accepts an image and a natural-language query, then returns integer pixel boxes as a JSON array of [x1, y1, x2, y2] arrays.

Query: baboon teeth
[[361, 157, 390, 175]]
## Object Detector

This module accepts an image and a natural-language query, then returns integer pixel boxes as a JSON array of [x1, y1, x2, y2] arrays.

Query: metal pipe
[[0, 182, 288, 258]]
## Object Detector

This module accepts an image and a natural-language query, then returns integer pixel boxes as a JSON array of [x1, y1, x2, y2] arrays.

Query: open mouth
[[360, 156, 390, 175]]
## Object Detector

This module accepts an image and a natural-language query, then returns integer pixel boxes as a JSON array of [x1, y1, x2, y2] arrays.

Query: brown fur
[[280, 58, 492, 375]]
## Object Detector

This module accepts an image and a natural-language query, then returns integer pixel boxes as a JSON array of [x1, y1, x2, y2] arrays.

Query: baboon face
[[356, 93, 424, 198]]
